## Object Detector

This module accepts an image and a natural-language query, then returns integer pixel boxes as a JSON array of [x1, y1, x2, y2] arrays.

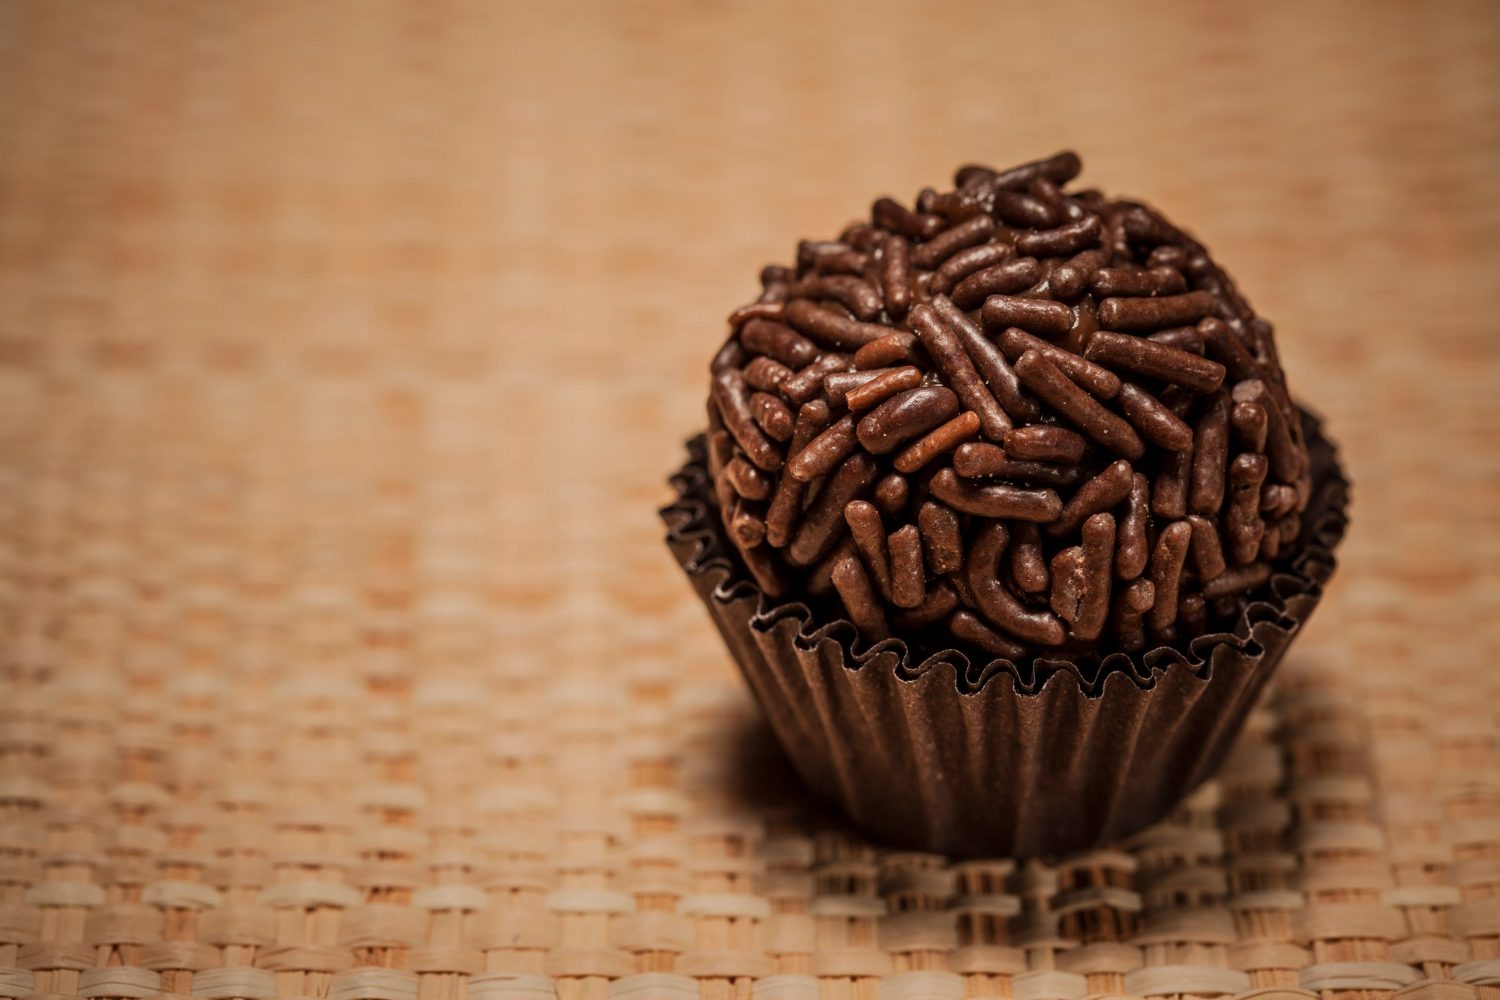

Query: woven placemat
[[2, 2, 1498, 999]]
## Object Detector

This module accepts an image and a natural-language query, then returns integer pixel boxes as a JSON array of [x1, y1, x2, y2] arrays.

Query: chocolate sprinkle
[[704, 152, 1312, 659]]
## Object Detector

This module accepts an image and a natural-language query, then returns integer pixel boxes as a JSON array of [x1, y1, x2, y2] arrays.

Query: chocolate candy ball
[[705, 152, 1312, 661]]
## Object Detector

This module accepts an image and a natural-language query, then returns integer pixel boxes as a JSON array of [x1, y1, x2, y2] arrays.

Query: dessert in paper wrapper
[[666, 152, 1347, 856]]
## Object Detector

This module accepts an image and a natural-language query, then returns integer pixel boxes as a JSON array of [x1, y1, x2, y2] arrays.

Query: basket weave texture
[[0, 2, 1497, 999]]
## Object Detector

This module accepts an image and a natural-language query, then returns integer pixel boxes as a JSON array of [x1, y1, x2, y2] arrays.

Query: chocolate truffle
[[706, 151, 1312, 662]]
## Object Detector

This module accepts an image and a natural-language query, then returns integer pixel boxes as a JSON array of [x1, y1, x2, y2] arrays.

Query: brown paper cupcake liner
[[662, 407, 1349, 859]]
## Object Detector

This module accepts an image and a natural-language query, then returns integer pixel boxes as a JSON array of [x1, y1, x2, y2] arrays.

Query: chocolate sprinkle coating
[[705, 152, 1312, 660]]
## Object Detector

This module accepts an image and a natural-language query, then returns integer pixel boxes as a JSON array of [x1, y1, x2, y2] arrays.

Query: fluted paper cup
[[662, 409, 1348, 858]]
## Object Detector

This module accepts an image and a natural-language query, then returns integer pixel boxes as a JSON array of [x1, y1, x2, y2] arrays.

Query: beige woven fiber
[[2, 1, 1499, 999]]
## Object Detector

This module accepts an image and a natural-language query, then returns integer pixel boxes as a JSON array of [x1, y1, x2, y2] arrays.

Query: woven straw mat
[[1, 2, 1498, 999]]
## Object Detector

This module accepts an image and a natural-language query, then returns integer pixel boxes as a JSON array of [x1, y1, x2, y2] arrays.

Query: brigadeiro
[[663, 152, 1348, 857]]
